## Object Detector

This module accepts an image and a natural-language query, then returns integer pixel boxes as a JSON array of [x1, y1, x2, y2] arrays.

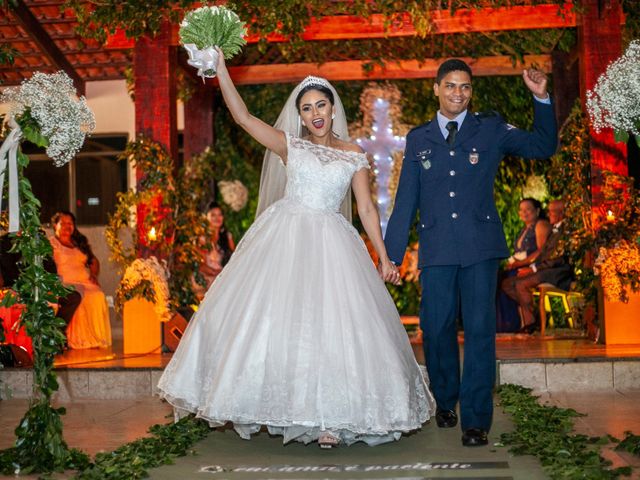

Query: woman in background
[[50, 211, 111, 349], [193, 202, 235, 301], [496, 198, 550, 333]]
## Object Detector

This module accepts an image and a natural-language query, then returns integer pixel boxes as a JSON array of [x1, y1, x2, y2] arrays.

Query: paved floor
[[2, 391, 639, 479], [540, 390, 640, 479]]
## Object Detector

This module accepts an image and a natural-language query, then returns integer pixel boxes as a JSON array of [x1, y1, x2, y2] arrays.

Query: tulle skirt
[[157, 198, 435, 446]]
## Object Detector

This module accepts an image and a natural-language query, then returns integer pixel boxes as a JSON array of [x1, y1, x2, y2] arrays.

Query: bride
[[157, 49, 435, 447]]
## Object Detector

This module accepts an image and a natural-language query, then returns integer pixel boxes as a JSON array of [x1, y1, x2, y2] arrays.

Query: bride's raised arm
[[214, 47, 287, 160]]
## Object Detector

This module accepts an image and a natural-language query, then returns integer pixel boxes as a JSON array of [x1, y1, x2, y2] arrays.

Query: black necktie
[[445, 121, 458, 146]]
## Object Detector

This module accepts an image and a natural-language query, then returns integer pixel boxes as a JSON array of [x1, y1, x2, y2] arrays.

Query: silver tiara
[[299, 75, 331, 90]]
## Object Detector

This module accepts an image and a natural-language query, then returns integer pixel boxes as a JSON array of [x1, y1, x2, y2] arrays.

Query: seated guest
[[192, 202, 235, 301], [49, 211, 111, 349], [496, 198, 551, 332], [501, 200, 573, 334], [506, 198, 551, 271], [0, 232, 82, 327]]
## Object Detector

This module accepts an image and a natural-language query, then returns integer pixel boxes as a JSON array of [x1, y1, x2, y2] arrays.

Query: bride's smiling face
[[298, 89, 335, 137]]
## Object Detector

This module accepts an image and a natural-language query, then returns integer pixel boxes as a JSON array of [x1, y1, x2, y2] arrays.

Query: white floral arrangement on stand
[[118, 256, 172, 322], [0, 71, 95, 231], [218, 179, 249, 211], [587, 40, 640, 146], [179, 5, 247, 80]]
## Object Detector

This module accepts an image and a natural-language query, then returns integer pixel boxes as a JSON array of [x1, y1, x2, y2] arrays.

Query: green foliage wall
[[215, 76, 548, 248], [210, 76, 551, 314]]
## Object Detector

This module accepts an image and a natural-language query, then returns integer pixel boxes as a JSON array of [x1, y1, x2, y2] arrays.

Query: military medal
[[422, 159, 432, 170], [469, 152, 479, 165]]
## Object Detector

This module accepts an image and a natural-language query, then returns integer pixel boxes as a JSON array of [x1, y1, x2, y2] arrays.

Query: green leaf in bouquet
[[179, 6, 247, 58]]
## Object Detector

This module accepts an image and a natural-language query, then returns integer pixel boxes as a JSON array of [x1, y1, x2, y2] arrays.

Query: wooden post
[[134, 21, 178, 164], [578, 0, 627, 210], [183, 85, 215, 161], [551, 49, 579, 127], [133, 21, 177, 259]]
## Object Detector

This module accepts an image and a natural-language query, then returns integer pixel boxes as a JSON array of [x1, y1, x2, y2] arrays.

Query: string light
[[356, 96, 406, 235]]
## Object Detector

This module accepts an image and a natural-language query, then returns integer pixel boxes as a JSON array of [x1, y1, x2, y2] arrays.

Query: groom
[[384, 59, 557, 446]]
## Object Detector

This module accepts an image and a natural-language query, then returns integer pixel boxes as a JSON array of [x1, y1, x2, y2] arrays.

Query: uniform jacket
[[385, 99, 558, 267]]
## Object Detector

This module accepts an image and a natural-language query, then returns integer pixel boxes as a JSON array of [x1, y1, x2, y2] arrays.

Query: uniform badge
[[469, 152, 479, 165], [418, 149, 431, 170]]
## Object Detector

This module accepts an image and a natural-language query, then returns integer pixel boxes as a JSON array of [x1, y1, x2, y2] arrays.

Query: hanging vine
[[0, 72, 94, 475]]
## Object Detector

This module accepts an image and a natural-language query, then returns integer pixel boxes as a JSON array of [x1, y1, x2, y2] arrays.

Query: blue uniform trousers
[[419, 259, 499, 431]]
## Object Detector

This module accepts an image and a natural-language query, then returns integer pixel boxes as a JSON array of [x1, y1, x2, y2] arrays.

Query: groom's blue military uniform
[[384, 98, 557, 432]]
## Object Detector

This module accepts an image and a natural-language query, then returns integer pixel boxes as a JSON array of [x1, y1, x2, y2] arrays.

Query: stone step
[[2, 356, 640, 400]]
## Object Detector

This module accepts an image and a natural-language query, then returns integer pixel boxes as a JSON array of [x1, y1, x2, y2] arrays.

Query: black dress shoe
[[435, 408, 458, 428], [462, 428, 488, 447], [517, 323, 536, 334]]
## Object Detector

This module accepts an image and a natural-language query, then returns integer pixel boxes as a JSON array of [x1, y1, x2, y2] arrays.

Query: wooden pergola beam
[[9, 0, 85, 94], [106, 4, 585, 49], [245, 4, 578, 43], [224, 55, 551, 85]]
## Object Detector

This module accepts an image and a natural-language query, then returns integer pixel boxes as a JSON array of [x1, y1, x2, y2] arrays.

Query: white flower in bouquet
[[179, 5, 246, 79], [1, 71, 95, 166], [521, 174, 548, 201], [218, 179, 248, 212], [586, 40, 640, 145], [120, 256, 172, 322]]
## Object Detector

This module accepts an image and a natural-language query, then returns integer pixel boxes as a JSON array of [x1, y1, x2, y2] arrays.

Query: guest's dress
[[192, 243, 227, 301], [158, 133, 435, 446], [50, 236, 111, 349], [496, 222, 539, 332]]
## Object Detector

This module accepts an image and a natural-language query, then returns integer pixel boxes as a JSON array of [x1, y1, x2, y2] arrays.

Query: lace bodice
[[284, 134, 369, 212]]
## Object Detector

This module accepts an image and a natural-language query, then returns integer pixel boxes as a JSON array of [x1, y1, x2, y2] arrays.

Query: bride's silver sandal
[[318, 431, 340, 449]]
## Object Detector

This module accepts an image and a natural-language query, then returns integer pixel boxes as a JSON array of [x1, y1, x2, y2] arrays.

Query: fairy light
[[356, 97, 406, 235]]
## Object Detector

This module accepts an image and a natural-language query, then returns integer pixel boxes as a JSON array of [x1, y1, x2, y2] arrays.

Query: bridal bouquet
[[587, 40, 640, 146], [179, 5, 247, 80]]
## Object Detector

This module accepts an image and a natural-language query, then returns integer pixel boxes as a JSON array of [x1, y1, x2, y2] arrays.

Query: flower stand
[[123, 297, 162, 354], [603, 292, 640, 345]]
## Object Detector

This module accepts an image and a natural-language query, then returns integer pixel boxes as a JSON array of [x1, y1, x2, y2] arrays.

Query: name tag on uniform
[[469, 152, 479, 165]]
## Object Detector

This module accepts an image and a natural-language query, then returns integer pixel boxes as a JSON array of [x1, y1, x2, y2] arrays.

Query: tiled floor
[[1, 391, 639, 478], [540, 390, 640, 479]]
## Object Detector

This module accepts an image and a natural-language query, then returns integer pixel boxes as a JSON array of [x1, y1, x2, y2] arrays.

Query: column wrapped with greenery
[[0, 72, 94, 474], [106, 138, 215, 310]]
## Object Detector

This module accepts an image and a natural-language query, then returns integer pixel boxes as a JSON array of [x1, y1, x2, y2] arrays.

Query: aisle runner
[[148, 406, 546, 480]]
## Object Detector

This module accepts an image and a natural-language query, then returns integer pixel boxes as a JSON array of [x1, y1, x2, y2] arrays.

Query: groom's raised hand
[[522, 68, 549, 100]]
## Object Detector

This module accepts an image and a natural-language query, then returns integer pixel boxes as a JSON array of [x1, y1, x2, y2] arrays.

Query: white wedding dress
[[157, 133, 435, 445]]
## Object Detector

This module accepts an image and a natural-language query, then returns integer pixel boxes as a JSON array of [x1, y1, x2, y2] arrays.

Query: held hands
[[522, 68, 549, 100], [378, 258, 402, 285]]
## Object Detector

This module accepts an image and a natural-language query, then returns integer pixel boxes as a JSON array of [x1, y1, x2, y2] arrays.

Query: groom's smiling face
[[434, 70, 473, 119]]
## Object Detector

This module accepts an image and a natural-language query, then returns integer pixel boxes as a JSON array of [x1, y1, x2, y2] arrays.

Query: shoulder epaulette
[[408, 119, 433, 135], [473, 110, 499, 119]]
